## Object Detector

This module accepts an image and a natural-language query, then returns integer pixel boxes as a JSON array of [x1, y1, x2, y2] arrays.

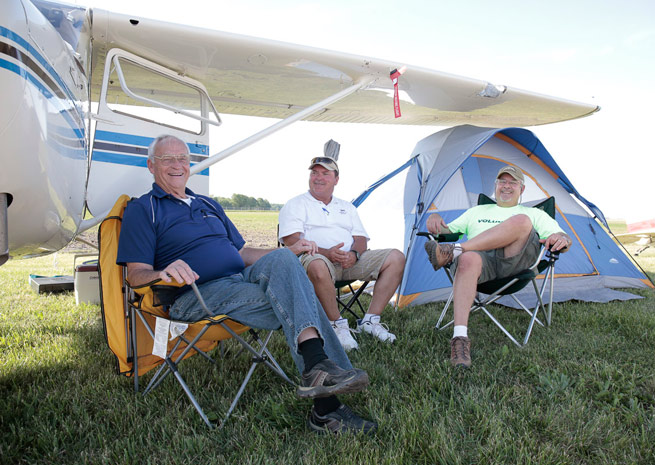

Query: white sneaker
[[357, 315, 396, 343], [331, 318, 359, 351]]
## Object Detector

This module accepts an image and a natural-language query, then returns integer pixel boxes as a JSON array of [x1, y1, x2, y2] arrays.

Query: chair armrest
[[128, 278, 186, 307], [417, 231, 462, 242], [545, 248, 561, 261]]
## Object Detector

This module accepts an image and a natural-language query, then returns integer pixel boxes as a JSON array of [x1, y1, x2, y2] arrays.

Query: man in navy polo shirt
[[117, 134, 376, 434]]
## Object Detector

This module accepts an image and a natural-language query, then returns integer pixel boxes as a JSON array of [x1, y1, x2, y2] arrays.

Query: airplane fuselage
[[1, 0, 88, 259]]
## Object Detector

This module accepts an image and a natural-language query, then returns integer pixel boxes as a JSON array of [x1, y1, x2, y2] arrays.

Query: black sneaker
[[308, 405, 377, 435], [296, 359, 369, 399]]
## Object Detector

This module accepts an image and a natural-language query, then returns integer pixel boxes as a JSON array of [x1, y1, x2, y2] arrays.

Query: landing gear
[[0, 193, 11, 266]]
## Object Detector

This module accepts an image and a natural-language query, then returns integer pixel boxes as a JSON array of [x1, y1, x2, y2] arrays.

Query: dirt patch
[[63, 229, 99, 253], [64, 216, 278, 253], [235, 226, 278, 249]]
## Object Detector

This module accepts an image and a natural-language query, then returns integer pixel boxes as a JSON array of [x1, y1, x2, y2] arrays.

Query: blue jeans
[[169, 248, 352, 374]]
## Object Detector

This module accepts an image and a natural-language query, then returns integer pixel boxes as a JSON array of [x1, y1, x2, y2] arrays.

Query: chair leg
[[337, 282, 368, 320], [168, 357, 215, 429], [479, 304, 522, 348], [220, 360, 258, 428], [546, 266, 555, 326], [247, 330, 294, 386], [130, 306, 140, 393], [217, 324, 294, 385], [522, 279, 547, 346], [435, 291, 455, 331]]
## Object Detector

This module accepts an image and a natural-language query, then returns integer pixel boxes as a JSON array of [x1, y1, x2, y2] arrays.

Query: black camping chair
[[335, 279, 370, 320], [419, 194, 560, 347]]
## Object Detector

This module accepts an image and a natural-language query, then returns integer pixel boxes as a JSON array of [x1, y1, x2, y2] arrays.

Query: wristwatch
[[351, 250, 361, 261]]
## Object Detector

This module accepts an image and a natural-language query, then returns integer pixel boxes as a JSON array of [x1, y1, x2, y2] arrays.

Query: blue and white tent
[[354, 125, 653, 308]]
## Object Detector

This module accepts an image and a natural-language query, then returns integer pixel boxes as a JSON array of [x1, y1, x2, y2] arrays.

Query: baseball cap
[[496, 165, 524, 183], [309, 157, 339, 174]]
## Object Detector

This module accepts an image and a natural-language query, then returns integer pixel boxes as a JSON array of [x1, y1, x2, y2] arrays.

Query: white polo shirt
[[279, 191, 369, 251]]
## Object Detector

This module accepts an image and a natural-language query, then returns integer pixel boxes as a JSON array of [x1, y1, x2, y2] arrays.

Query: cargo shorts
[[299, 248, 393, 283], [448, 229, 541, 284]]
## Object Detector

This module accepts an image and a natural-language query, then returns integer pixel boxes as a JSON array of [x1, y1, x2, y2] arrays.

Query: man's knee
[[383, 249, 405, 271], [505, 214, 533, 235], [456, 252, 482, 275], [307, 259, 332, 284]]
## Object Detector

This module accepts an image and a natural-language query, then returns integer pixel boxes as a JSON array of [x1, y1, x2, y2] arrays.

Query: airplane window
[[31, 0, 85, 50], [105, 57, 219, 134]]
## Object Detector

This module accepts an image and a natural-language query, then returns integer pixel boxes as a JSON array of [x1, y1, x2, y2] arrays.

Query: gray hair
[[147, 135, 190, 160]]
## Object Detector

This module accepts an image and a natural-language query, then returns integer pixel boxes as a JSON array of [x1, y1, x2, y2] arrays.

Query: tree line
[[211, 193, 282, 211]]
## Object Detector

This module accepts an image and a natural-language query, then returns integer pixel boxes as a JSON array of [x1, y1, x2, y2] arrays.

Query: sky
[[78, 0, 655, 222]]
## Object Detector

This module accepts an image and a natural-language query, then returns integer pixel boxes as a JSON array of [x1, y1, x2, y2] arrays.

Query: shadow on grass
[[1, 287, 655, 464]]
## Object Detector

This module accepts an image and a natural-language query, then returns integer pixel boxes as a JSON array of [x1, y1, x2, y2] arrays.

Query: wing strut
[[189, 77, 375, 175]]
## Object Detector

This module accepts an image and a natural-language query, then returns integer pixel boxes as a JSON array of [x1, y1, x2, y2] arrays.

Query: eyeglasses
[[152, 154, 190, 166], [495, 179, 521, 187]]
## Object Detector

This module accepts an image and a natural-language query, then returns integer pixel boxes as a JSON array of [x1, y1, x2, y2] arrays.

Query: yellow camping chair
[[98, 195, 293, 428]]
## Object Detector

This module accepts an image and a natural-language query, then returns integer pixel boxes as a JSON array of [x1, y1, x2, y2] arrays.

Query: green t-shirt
[[447, 204, 563, 240]]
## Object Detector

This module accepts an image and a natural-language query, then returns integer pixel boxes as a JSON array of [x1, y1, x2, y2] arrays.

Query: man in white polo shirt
[[279, 141, 405, 351]]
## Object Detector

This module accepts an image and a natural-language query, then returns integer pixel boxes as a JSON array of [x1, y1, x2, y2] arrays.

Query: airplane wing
[[616, 219, 655, 244], [615, 231, 655, 245], [89, 9, 598, 128]]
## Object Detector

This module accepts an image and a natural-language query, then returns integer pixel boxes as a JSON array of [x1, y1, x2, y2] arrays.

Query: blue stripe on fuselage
[[0, 26, 79, 107], [94, 130, 209, 155], [0, 57, 85, 145]]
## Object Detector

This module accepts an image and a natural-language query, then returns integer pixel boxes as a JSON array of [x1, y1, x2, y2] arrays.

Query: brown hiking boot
[[450, 336, 471, 368], [424, 241, 455, 271]]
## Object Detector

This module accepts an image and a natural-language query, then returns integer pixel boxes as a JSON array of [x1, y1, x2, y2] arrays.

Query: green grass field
[[1, 213, 654, 464]]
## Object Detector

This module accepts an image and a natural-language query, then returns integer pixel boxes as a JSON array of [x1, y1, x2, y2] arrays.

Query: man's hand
[[161, 259, 199, 284], [541, 233, 572, 252], [339, 250, 358, 269], [288, 238, 318, 256], [324, 242, 349, 265], [427, 213, 448, 235]]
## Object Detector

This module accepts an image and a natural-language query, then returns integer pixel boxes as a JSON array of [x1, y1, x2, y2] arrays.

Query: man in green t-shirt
[[424, 165, 572, 368]]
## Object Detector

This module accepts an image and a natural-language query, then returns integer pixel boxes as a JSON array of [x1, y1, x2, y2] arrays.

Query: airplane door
[[87, 49, 221, 216]]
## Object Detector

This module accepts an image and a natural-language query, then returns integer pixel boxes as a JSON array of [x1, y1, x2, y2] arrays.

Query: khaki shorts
[[299, 249, 394, 283], [448, 229, 541, 284]]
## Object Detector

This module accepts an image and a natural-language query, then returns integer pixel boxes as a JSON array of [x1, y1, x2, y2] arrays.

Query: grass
[[1, 213, 654, 464]]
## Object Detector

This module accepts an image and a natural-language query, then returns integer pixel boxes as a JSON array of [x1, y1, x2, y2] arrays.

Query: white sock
[[361, 313, 376, 323], [453, 243, 463, 260], [453, 325, 468, 339]]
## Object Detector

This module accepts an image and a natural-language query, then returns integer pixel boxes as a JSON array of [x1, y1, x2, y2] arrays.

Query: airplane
[[0, 0, 600, 266], [615, 218, 655, 255]]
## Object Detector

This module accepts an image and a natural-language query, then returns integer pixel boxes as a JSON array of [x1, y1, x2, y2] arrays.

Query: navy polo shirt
[[117, 183, 246, 284]]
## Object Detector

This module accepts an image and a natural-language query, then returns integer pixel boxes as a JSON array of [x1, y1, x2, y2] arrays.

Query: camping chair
[[335, 280, 370, 320], [420, 194, 560, 347], [276, 225, 370, 320], [98, 195, 293, 428]]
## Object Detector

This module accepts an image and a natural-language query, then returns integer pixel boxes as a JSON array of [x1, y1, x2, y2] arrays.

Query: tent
[[354, 125, 653, 308]]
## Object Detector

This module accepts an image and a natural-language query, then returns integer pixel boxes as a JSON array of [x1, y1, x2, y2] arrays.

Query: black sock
[[314, 396, 342, 416], [299, 338, 328, 372]]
